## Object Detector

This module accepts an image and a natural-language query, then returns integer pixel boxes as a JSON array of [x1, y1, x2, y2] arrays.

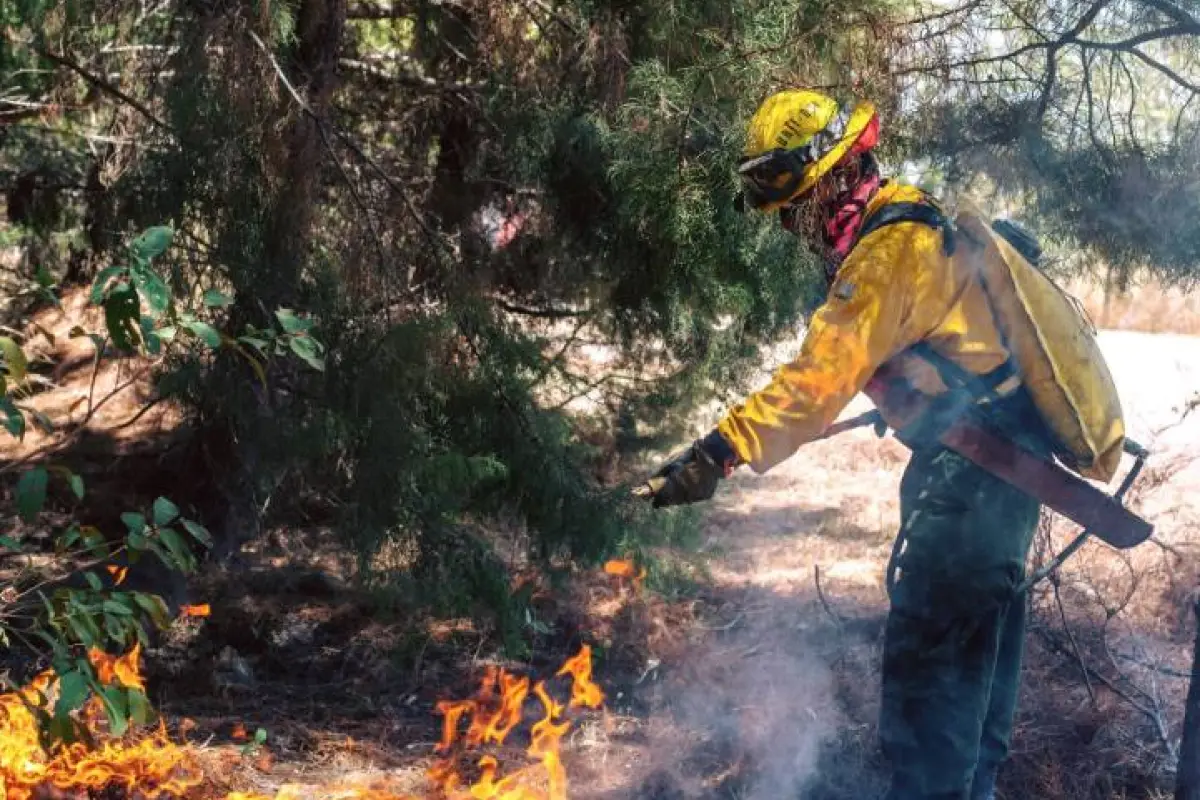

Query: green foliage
[[0, 222, 321, 748]]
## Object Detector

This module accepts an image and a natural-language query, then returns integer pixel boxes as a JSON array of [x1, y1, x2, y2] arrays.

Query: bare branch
[[26, 44, 173, 135]]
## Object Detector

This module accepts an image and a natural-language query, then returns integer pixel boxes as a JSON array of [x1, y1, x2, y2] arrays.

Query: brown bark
[[1177, 593, 1200, 799], [260, 0, 348, 311]]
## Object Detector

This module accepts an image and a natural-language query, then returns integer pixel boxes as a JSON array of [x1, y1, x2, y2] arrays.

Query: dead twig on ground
[[815, 565, 846, 631]]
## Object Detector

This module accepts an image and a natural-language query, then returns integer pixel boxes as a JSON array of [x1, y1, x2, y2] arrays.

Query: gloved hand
[[638, 430, 739, 508]]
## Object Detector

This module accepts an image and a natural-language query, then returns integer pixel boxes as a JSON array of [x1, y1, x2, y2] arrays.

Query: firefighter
[[643, 89, 1051, 800]]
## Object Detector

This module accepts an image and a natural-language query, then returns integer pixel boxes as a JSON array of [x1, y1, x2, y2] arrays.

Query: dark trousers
[[880, 438, 1042, 800]]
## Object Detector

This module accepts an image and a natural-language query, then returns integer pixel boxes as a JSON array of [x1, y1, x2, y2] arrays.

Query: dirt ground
[[3, 287, 1198, 799], [125, 327, 1195, 800]]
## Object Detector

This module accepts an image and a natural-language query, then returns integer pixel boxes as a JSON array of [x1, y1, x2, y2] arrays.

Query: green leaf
[[96, 684, 130, 736], [67, 614, 100, 647], [157, 527, 195, 572], [90, 265, 124, 304], [68, 472, 85, 500], [139, 317, 161, 356], [54, 670, 89, 719], [274, 308, 313, 334], [60, 525, 82, 550], [16, 467, 48, 522], [254, 728, 268, 745], [121, 512, 147, 535], [128, 688, 151, 726], [132, 593, 171, 629], [104, 285, 142, 351], [156, 325, 177, 342], [180, 518, 213, 548], [131, 265, 171, 318], [85, 572, 103, 591], [131, 226, 174, 261], [0, 535, 23, 551], [203, 288, 233, 308], [104, 612, 126, 645], [126, 531, 147, 551], [184, 320, 221, 349], [0, 336, 27, 382], [238, 335, 269, 355], [0, 397, 23, 438], [289, 335, 325, 372], [102, 600, 134, 616], [152, 497, 179, 527]]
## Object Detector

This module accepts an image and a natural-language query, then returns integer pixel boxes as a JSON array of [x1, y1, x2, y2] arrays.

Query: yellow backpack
[[860, 196, 1126, 482]]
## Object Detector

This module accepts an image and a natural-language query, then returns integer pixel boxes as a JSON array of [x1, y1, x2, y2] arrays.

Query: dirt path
[[564, 329, 1200, 799]]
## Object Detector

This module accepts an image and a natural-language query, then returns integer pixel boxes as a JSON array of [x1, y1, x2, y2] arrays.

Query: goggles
[[735, 108, 851, 211]]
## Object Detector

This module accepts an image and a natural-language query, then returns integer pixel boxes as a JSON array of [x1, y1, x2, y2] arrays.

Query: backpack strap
[[853, 196, 1027, 444], [857, 199, 957, 257]]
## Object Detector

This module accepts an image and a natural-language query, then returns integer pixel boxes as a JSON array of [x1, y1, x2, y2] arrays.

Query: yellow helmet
[[738, 90, 879, 213]]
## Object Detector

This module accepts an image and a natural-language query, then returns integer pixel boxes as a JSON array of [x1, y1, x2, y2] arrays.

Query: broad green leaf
[[60, 525, 82, 550], [157, 527, 195, 572], [184, 320, 221, 349], [67, 615, 100, 647], [203, 288, 233, 308], [84, 572, 103, 591], [0, 535, 23, 551], [152, 497, 179, 526], [96, 684, 130, 736], [132, 593, 171, 628], [126, 531, 147, 551], [102, 600, 134, 616], [54, 670, 89, 718], [16, 467, 48, 522], [131, 226, 174, 261], [238, 336, 269, 354], [145, 538, 177, 570], [68, 473, 84, 500], [90, 265, 124, 304], [103, 285, 142, 351], [156, 325, 177, 342], [254, 728, 268, 745], [274, 308, 312, 334], [131, 265, 170, 318], [289, 335, 325, 372], [139, 317, 161, 356], [0, 336, 27, 381], [104, 612, 126, 645], [180, 518, 213, 548], [0, 397, 23, 438], [121, 512, 146, 535], [128, 688, 151, 725]]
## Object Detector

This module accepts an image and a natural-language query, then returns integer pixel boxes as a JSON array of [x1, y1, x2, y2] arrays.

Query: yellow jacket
[[717, 183, 1011, 473]]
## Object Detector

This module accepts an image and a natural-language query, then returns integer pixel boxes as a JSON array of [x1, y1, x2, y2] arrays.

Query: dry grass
[[1066, 274, 1200, 336]]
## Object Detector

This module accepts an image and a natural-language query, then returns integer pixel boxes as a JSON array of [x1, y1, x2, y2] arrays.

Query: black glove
[[640, 430, 739, 508]]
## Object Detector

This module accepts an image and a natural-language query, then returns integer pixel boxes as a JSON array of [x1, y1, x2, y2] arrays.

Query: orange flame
[[0, 646, 205, 800], [603, 558, 646, 589], [556, 645, 604, 710], [105, 564, 129, 585], [180, 603, 211, 618], [430, 644, 604, 799], [0, 642, 605, 800]]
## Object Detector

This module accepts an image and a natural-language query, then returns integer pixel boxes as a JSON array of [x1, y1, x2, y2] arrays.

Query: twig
[[1052, 575, 1096, 706], [814, 565, 846, 630], [85, 336, 107, 418], [25, 43, 173, 134]]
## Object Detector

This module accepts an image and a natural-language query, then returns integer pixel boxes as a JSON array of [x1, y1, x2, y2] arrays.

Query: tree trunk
[[1177, 594, 1200, 800]]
